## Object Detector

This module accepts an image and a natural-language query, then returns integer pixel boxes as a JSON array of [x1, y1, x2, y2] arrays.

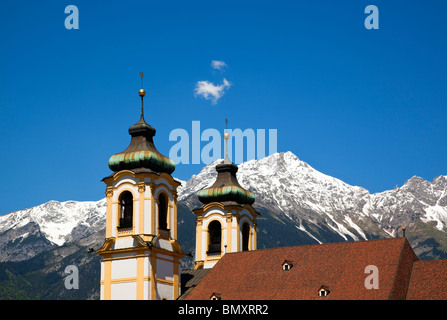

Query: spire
[[139, 72, 145, 119], [107, 73, 175, 174], [223, 118, 230, 164], [197, 119, 255, 205]]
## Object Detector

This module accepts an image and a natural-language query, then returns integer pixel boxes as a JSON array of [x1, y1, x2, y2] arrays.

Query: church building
[[97, 79, 447, 300]]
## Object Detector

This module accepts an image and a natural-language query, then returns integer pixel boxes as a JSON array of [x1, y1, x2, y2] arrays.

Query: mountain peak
[[0, 199, 106, 247], [1, 151, 446, 265]]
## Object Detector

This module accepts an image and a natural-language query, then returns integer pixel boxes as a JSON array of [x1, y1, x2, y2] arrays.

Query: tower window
[[119, 191, 133, 228], [242, 222, 250, 251], [158, 193, 168, 231], [208, 220, 222, 254]]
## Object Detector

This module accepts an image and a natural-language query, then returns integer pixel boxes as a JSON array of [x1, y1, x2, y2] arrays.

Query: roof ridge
[[224, 237, 407, 256], [388, 237, 417, 300], [405, 259, 417, 300]]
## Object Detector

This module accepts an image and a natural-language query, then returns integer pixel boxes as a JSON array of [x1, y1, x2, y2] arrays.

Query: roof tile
[[184, 238, 419, 300]]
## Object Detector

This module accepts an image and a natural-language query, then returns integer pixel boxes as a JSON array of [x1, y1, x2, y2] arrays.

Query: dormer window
[[210, 292, 222, 300], [318, 286, 331, 297], [282, 260, 293, 271]]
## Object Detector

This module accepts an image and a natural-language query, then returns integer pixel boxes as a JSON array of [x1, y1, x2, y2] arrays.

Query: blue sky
[[1, 0, 446, 215]]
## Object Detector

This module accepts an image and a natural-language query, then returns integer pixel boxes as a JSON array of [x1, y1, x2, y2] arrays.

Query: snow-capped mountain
[[178, 151, 447, 257], [1, 151, 446, 264], [0, 199, 106, 262]]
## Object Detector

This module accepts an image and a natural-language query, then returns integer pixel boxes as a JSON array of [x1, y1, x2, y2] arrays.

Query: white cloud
[[211, 60, 227, 70], [194, 78, 231, 104]]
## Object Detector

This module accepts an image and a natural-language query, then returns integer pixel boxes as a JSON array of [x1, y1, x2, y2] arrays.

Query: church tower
[[96, 74, 184, 300], [193, 120, 259, 269]]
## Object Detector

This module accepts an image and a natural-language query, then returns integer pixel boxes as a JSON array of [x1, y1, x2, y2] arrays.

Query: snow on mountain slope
[[361, 175, 447, 232], [1, 151, 446, 262], [178, 151, 447, 246], [179, 152, 372, 242], [0, 199, 106, 246]]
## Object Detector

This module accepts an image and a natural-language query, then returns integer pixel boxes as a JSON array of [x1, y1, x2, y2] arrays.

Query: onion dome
[[197, 159, 255, 205], [197, 120, 255, 205], [108, 79, 175, 174]]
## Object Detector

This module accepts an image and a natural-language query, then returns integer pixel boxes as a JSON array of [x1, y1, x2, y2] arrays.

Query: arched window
[[208, 220, 222, 254], [242, 222, 250, 251], [119, 191, 133, 228], [158, 193, 168, 231]]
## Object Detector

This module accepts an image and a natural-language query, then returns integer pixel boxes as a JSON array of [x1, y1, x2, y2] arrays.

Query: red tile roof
[[184, 238, 420, 300], [406, 259, 447, 300]]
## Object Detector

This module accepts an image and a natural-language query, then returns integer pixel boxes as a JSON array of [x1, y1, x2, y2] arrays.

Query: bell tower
[[193, 120, 259, 269], [97, 73, 184, 300]]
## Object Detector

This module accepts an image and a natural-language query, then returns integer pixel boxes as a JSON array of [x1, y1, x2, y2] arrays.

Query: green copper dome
[[197, 161, 255, 205], [108, 114, 175, 174]]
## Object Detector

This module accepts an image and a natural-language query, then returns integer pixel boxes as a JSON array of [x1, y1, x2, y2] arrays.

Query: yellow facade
[[97, 170, 184, 300], [193, 202, 259, 269]]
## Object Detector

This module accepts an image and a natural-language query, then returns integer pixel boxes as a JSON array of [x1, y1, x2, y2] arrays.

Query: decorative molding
[[158, 228, 170, 239], [117, 226, 134, 236], [96, 237, 116, 254]]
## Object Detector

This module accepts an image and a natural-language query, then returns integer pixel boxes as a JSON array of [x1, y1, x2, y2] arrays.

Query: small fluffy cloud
[[211, 60, 227, 70], [194, 78, 231, 104]]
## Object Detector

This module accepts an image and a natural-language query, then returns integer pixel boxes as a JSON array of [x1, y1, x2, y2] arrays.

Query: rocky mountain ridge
[[1, 151, 446, 264]]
